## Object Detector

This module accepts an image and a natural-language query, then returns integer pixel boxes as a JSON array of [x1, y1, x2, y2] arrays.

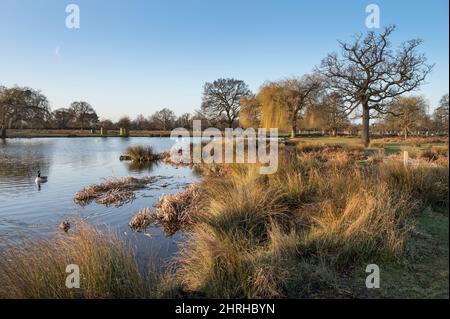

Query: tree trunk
[[1, 126, 6, 139], [291, 123, 297, 138], [362, 104, 370, 147], [225, 113, 233, 128], [332, 128, 337, 137], [404, 129, 408, 140]]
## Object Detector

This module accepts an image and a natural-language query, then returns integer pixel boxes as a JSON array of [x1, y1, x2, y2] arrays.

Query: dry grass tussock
[[74, 176, 162, 207], [129, 208, 155, 232], [385, 147, 449, 167], [124, 145, 159, 162], [295, 142, 367, 163], [155, 183, 202, 236], [173, 146, 448, 298], [128, 183, 202, 236]]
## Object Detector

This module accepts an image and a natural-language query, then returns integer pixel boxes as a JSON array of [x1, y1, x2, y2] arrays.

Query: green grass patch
[[356, 209, 448, 299]]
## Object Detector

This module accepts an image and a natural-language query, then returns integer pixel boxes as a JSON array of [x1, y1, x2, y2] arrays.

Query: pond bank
[[150, 142, 449, 298], [0, 139, 448, 299], [2, 129, 173, 138]]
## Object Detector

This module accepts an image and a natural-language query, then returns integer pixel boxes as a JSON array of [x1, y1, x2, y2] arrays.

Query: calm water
[[0, 137, 198, 263]]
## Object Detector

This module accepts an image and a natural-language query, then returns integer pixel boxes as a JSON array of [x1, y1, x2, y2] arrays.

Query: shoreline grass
[[0, 223, 161, 299], [172, 145, 449, 298], [1, 139, 448, 299]]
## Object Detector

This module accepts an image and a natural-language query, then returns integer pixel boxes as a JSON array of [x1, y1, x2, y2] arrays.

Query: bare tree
[[319, 26, 433, 146], [281, 75, 323, 137], [133, 114, 149, 130], [116, 116, 131, 129], [384, 96, 428, 139], [321, 92, 350, 136], [150, 108, 176, 131], [69, 101, 98, 130], [191, 110, 211, 128], [201, 78, 251, 128], [433, 94, 449, 132], [175, 113, 193, 129], [99, 119, 115, 130], [53, 108, 74, 129], [239, 95, 261, 129], [0, 86, 50, 133]]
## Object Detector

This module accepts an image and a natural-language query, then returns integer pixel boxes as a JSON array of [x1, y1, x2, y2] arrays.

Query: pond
[[0, 137, 198, 264]]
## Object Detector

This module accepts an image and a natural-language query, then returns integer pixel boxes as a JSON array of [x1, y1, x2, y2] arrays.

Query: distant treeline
[[1, 84, 448, 138], [1, 26, 449, 143]]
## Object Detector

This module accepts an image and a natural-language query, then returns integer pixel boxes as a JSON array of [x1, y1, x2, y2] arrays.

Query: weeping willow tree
[[258, 83, 291, 132], [258, 75, 323, 137], [300, 104, 327, 130]]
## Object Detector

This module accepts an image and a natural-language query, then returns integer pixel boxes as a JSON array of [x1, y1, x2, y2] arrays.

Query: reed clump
[[124, 145, 159, 162]]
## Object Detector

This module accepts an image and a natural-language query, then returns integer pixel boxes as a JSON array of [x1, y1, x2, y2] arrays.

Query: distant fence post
[[403, 151, 409, 166], [119, 127, 129, 137]]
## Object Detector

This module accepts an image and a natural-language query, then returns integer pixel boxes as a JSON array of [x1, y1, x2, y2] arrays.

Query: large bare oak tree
[[201, 78, 251, 128], [319, 26, 432, 146]]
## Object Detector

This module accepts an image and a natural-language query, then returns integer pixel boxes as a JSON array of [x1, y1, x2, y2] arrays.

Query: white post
[[403, 151, 409, 166]]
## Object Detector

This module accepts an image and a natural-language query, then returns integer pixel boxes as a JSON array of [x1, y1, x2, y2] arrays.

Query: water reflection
[[0, 137, 198, 261], [126, 160, 158, 173], [0, 141, 52, 189], [0, 155, 50, 180]]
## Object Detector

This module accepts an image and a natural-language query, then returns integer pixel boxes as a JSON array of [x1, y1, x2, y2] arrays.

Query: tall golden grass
[[174, 146, 449, 298], [1, 142, 448, 299], [0, 223, 163, 298]]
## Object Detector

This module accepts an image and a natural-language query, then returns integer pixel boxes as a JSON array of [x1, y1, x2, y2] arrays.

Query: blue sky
[[1, 0, 448, 121]]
